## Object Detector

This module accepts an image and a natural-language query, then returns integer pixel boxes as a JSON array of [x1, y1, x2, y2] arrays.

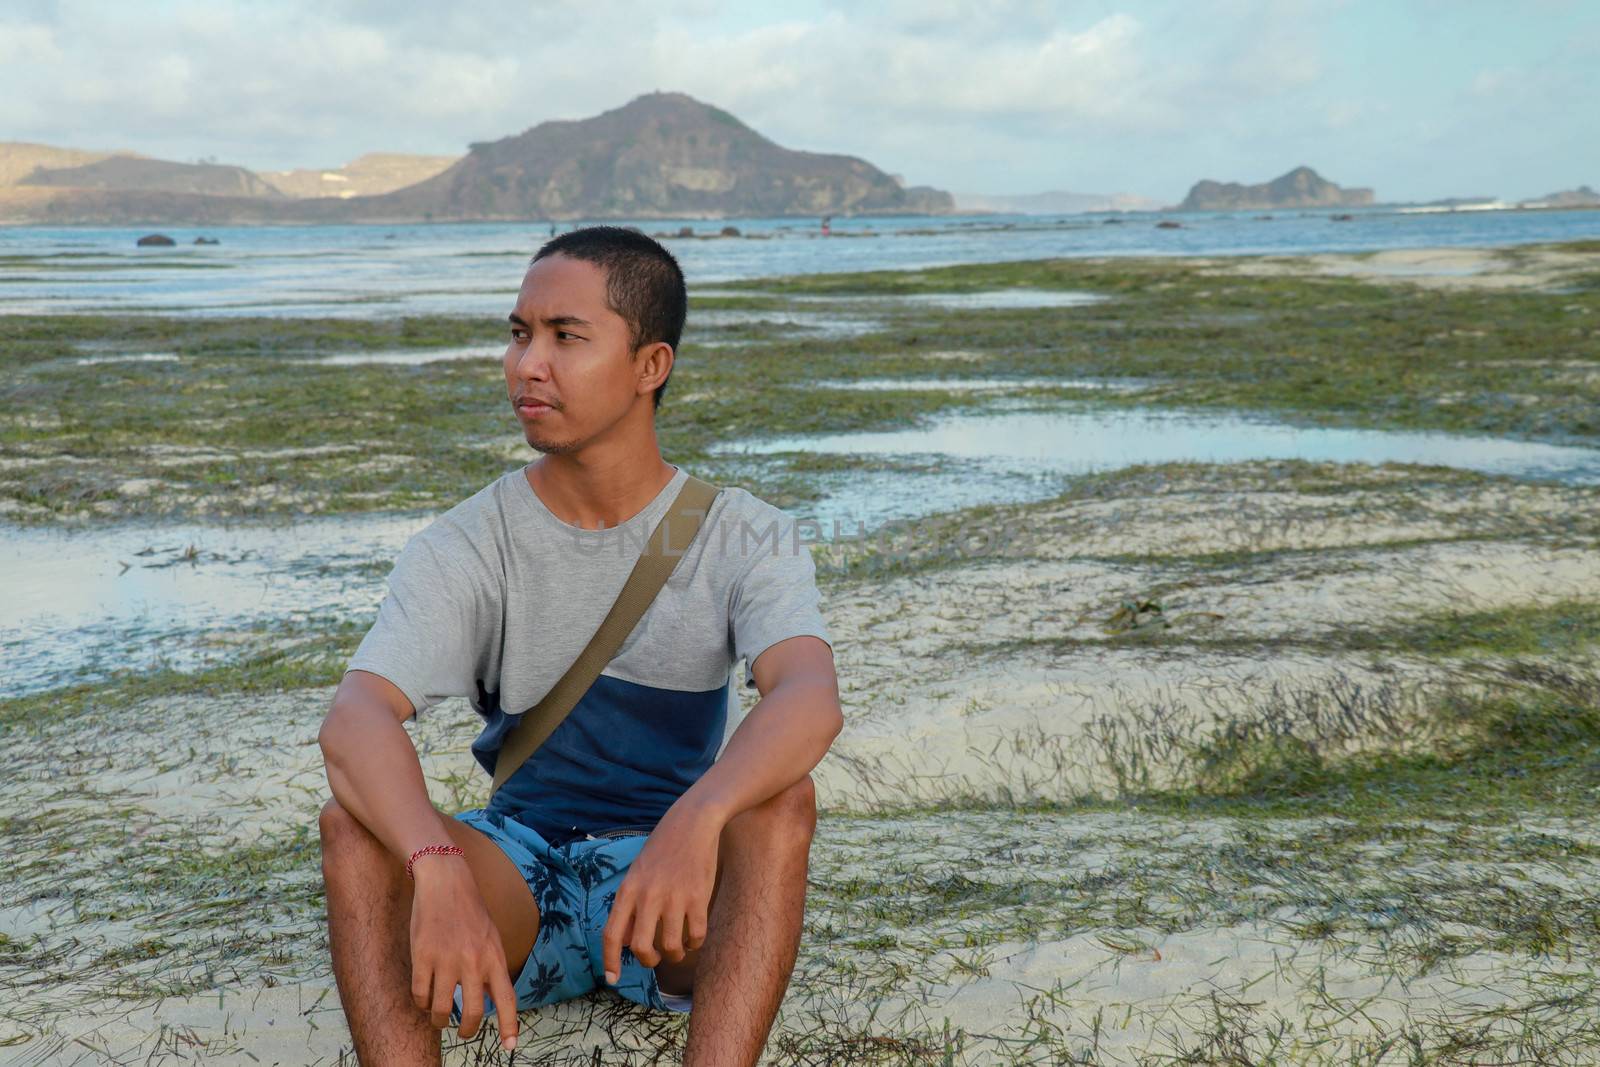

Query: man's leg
[[318, 798, 541, 1066], [656, 774, 817, 1067]]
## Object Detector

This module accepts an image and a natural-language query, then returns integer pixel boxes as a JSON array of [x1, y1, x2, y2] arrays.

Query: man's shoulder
[[701, 483, 818, 568], [399, 470, 517, 569]]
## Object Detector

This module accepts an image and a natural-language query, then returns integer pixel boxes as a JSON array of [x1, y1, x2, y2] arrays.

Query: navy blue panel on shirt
[[476, 672, 729, 845]]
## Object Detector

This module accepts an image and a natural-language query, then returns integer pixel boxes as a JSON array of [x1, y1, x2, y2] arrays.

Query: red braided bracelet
[[406, 843, 465, 879]]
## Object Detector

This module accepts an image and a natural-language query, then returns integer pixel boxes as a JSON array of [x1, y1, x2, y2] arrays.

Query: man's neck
[[525, 451, 677, 530]]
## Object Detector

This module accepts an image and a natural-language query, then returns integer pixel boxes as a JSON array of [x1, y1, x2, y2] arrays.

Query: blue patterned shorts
[[447, 807, 693, 1026]]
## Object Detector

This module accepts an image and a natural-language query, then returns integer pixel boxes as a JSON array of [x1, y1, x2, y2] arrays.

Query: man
[[317, 225, 842, 1066]]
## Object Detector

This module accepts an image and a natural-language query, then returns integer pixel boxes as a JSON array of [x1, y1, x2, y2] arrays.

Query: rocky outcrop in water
[[1176, 166, 1375, 212]]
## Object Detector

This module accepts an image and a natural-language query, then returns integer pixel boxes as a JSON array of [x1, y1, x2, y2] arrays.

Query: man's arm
[[320, 670, 464, 867], [320, 670, 520, 1049], [601, 634, 841, 983], [673, 635, 841, 827]]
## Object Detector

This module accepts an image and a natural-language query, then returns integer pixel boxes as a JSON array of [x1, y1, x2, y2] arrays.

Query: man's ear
[[635, 341, 674, 399]]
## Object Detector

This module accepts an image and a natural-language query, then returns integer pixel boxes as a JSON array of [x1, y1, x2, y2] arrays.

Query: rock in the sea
[[193, 236, 220, 245], [719, 225, 741, 237], [136, 234, 176, 246], [1155, 220, 1183, 229], [1330, 213, 1354, 222], [1178, 166, 1374, 211], [676, 226, 695, 238]]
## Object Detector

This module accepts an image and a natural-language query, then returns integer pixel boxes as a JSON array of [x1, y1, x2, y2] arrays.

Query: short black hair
[[530, 225, 687, 411]]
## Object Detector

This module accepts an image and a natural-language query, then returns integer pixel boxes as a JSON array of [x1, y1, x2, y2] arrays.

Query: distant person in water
[[820, 215, 832, 237], [316, 224, 841, 1066]]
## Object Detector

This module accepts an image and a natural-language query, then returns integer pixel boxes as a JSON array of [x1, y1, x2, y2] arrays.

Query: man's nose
[[514, 337, 553, 379]]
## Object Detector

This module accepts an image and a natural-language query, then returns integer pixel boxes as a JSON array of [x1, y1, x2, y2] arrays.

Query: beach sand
[[5, 242, 1600, 1063]]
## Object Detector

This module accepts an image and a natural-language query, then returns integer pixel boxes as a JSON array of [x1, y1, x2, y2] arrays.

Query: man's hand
[[601, 803, 721, 984], [408, 856, 520, 1051]]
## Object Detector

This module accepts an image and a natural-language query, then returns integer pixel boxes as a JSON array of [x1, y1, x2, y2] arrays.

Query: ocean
[[3, 206, 1599, 319]]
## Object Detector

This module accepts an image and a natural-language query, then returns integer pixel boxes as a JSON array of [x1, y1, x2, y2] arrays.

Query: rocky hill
[[0, 93, 951, 223], [1521, 185, 1600, 208], [261, 152, 460, 199], [21, 156, 283, 199], [1176, 166, 1374, 211], [372, 92, 951, 220], [0, 142, 132, 187]]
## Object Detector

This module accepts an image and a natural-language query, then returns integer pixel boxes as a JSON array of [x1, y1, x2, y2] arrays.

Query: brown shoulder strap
[[490, 473, 721, 795]]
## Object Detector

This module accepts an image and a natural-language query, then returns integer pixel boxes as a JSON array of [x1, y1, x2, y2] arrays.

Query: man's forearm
[[671, 676, 841, 830], [320, 702, 459, 864]]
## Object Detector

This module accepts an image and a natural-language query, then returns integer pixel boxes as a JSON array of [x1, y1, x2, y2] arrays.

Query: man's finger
[[602, 905, 635, 986], [630, 899, 665, 969], [411, 957, 433, 1013], [488, 962, 520, 1052], [456, 975, 485, 1040], [658, 899, 685, 962], [687, 903, 708, 950], [429, 972, 457, 1030]]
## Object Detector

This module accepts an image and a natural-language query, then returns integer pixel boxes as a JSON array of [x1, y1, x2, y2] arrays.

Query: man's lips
[[516, 396, 557, 414]]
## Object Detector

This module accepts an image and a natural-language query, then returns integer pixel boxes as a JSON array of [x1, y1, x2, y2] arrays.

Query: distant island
[[1523, 185, 1600, 209], [1176, 166, 1375, 211], [0, 92, 953, 224]]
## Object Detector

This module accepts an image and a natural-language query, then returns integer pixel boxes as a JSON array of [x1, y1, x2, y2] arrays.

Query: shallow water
[[716, 403, 1600, 527], [3, 207, 1598, 319], [810, 376, 1136, 392], [293, 344, 498, 366], [1, 510, 430, 696], [792, 288, 1108, 309]]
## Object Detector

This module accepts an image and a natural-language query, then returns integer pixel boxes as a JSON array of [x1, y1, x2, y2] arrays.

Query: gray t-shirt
[[344, 462, 833, 844]]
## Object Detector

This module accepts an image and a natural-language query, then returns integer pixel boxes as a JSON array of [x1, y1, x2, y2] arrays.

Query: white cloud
[[0, 1, 1592, 203]]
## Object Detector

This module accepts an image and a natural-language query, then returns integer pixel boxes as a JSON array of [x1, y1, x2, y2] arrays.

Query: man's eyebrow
[[506, 312, 595, 329]]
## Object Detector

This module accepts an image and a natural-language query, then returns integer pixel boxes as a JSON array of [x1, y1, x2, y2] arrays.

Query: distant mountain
[[952, 189, 1162, 215], [261, 152, 460, 199], [21, 156, 283, 199], [373, 92, 952, 220], [0, 142, 132, 187], [1176, 166, 1374, 211], [1520, 185, 1600, 208], [0, 92, 952, 224]]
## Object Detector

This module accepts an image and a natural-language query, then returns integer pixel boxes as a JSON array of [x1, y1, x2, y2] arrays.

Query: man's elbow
[[823, 694, 844, 742], [317, 701, 365, 764], [806, 681, 844, 745]]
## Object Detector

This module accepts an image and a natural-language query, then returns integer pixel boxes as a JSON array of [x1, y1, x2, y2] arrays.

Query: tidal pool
[[2, 510, 431, 697], [292, 345, 498, 366], [809, 376, 1139, 392], [796, 288, 1108, 310], [716, 403, 1600, 528]]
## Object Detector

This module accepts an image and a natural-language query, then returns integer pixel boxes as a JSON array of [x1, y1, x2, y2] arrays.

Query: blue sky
[[1, 0, 1595, 204]]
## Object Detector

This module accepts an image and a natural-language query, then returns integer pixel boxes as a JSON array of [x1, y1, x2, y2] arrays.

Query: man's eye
[[511, 329, 529, 343], [557, 330, 581, 341]]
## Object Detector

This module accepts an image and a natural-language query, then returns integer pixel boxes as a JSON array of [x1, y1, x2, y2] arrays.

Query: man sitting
[[317, 225, 842, 1066]]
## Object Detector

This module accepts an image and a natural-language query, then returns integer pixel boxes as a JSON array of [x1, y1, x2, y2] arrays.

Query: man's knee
[[730, 774, 817, 849], [318, 797, 386, 862], [319, 796, 356, 841]]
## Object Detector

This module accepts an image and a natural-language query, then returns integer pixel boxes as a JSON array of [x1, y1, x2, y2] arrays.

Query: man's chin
[[525, 432, 578, 456]]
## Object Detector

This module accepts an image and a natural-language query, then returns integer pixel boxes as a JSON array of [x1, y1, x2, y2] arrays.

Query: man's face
[[503, 254, 660, 454]]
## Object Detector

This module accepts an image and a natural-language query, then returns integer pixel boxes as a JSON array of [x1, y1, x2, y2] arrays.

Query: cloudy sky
[[2, 0, 1595, 204]]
